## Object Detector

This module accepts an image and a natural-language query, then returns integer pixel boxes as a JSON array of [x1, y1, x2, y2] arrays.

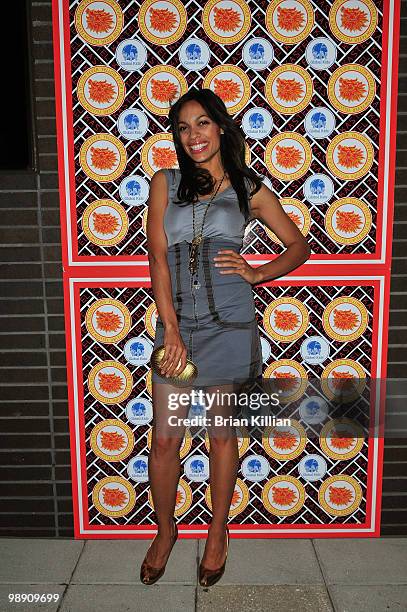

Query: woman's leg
[[201, 382, 241, 569], [144, 379, 192, 567]]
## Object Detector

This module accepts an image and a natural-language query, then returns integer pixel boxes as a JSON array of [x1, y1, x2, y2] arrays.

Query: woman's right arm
[[146, 170, 187, 377]]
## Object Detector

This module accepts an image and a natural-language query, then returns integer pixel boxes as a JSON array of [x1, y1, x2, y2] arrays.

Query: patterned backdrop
[[52, 0, 399, 536], [60, 0, 391, 262]]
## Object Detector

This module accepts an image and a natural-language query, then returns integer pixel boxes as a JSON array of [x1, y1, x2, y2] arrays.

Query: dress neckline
[[198, 184, 234, 204]]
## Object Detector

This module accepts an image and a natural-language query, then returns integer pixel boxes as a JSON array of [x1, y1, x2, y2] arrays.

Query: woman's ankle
[[157, 517, 175, 536], [208, 521, 227, 535]]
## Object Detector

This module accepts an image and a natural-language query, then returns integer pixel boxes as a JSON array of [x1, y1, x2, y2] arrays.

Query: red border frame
[[64, 273, 387, 538], [52, 0, 401, 268]]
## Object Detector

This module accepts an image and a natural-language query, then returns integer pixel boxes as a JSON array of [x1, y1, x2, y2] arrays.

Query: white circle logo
[[298, 454, 327, 481], [305, 38, 337, 70], [124, 337, 153, 365], [300, 336, 331, 365], [260, 337, 272, 363], [242, 107, 274, 139], [178, 38, 210, 71], [115, 38, 147, 71], [303, 174, 334, 204], [242, 37, 274, 71], [188, 399, 206, 419], [127, 455, 149, 482], [126, 397, 153, 425], [119, 175, 150, 206], [241, 455, 270, 482], [299, 396, 329, 424], [117, 109, 148, 140], [304, 107, 336, 140], [184, 454, 209, 481]]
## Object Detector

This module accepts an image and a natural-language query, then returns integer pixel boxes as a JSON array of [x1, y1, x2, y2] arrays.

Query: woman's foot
[[200, 524, 228, 570], [199, 524, 230, 587], [143, 520, 177, 568]]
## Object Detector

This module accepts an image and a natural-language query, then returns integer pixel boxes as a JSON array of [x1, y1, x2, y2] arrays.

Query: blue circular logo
[[123, 337, 153, 365], [119, 175, 150, 206], [178, 37, 211, 71], [242, 37, 274, 71], [300, 335, 330, 365], [260, 337, 272, 363], [304, 107, 336, 140], [303, 173, 334, 204], [117, 109, 148, 140], [184, 454, 209, 481], [241, 454, 270, 482], [299, 396, 329, 424], [298, 454, 327, 481], [242, 107, 274, 139], [126, 397, 153, 425], [188, 399, 206, 419], [127, 455, 149, 482], [115, 38, 147, 71], [305, 38, 337, 70]]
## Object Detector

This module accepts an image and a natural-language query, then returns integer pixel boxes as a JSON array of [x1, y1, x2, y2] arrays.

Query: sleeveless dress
[[151, 168, 263, 388]]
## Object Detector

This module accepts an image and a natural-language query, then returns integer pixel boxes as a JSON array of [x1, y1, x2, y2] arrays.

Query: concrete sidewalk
[[1, 537, 406, 611]]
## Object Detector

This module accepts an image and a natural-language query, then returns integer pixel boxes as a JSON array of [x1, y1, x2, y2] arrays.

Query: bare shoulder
[[148, 169, 170, 210], [150, 168, 168, 187], [146, 170, 170, 254], [249, 181, 278, 219]]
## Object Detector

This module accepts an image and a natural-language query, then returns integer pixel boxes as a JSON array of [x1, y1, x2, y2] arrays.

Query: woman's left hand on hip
[[213, 250, 260, 285]]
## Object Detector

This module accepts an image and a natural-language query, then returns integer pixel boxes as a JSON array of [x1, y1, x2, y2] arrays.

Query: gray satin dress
[[152, 168, 263, 388]]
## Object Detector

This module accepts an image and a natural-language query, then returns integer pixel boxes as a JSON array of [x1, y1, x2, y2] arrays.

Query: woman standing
[[141, 88, 310, 586]]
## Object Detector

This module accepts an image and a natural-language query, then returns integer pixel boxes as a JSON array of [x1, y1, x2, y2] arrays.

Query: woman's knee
[[150, 432, 183, 458], [207, 431, 238, 452]]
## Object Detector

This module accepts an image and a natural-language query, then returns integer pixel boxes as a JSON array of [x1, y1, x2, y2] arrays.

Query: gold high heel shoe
[[199, 526, 229, 587], [140, 517, 178, 585]]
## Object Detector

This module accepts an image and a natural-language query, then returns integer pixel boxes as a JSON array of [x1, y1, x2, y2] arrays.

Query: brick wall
[[0, 1, 405, 536], [0, 1, 69, 536]]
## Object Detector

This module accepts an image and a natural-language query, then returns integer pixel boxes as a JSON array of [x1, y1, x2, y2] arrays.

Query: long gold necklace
[[188, 173, 226, 282]]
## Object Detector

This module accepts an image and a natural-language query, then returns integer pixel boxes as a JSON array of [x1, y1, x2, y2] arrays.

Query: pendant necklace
[[189, 172, 226, 290]]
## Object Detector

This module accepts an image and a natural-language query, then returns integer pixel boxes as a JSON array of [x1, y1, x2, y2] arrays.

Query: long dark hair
[[167, 87, 263, 221]]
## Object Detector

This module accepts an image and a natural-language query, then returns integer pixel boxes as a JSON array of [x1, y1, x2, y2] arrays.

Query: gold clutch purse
[[150, 345, 198, 387]]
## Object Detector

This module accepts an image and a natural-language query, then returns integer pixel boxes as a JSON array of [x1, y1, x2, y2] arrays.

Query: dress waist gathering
[[156, 236, 257, 331]]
